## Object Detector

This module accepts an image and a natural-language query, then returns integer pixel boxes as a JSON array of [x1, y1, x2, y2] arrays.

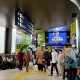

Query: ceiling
[[70, 0, 80, 10], [0, 0, 80, 30]]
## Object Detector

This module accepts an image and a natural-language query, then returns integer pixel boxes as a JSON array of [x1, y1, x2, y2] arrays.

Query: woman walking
[[36, 48, 44, 71]]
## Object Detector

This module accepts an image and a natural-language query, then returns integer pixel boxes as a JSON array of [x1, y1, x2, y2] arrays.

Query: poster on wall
[[16, 31, 26, 44], [38, 34, 42, 45], [32, 34, 38, 46], [71, 32, 76, 46]]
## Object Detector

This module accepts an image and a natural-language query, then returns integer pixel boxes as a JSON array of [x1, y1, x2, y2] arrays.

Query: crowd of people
[[35, 45, 80, 80], [16, 44, 80, 80], [0, 44, 80, 80]]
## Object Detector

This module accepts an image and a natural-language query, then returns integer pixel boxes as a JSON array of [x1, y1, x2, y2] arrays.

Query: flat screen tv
[[48, 32, 67, 44]]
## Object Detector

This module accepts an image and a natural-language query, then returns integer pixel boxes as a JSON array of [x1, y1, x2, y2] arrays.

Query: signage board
[[15, 9, 33, 34]]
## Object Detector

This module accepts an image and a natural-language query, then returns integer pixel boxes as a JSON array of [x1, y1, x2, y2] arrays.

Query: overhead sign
[[48, 26, 69, 32], [15, 9, 33, 34]]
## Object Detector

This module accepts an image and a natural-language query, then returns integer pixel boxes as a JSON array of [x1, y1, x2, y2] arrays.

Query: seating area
[[0, 54, 17, 70]]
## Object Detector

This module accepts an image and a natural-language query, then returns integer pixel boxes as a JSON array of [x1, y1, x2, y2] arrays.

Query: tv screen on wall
[[48, 32, 67, 44]]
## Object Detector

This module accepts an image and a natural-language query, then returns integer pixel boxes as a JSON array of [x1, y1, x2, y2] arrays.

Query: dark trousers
[[38, 64, 43, 71], [51, 63, 59, 74], [69, 68, 77, 80], [63, 69, 69, 79], [43, 65, 46, 72], [32, 51, 36, 59], [19, 60, 23, 70], [7, 62, 11, 69]]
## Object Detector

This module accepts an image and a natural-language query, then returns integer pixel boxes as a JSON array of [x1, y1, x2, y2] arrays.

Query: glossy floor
[[0, 65, 63, 80]]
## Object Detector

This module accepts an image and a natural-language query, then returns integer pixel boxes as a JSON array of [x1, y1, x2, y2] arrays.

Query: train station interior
[[0, 0, 80, 80]]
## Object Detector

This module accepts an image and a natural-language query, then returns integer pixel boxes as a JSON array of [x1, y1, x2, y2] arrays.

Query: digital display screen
[[48, 32, 67, 43]]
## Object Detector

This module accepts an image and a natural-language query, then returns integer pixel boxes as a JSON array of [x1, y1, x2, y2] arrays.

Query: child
[[42, 59, 47, 72]]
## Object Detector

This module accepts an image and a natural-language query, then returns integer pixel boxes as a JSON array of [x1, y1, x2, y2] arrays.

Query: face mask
[[52, 50, 54, 52]]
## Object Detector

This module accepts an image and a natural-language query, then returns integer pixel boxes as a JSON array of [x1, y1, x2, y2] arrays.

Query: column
[[76, 16, 80, 53], [5, 16, 12, 54], [78, 17, 80, 53]]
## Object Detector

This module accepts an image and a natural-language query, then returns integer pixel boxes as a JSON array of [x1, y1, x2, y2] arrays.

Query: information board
[[15, 9, 33, 34]]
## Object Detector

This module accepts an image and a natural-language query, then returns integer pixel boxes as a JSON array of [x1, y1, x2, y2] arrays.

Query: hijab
[[66, 48, 76, 62]]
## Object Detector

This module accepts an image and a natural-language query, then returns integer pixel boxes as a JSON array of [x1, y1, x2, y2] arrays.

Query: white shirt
[[58, 54, 63, 64], [33, 47, 36, 51], [51, 51, 58, 63]]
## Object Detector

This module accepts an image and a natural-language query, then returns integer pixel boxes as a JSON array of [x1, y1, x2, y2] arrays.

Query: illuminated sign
[[48, 32, 67, 43]]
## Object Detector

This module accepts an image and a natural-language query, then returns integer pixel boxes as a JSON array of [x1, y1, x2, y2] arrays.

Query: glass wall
[[16, 29, 31, 52], [0, 27, 5, 54]]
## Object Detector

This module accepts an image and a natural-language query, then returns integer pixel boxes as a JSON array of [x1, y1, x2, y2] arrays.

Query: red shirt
[[17, 51, 24, 60]]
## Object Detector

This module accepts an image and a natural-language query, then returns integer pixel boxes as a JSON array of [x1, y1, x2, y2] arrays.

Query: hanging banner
[[32, 34, 38, 46], [70, 21, 76, 46]]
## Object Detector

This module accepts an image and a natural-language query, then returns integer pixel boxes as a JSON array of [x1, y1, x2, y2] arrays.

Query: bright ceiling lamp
[[70, 0, 80, 10]]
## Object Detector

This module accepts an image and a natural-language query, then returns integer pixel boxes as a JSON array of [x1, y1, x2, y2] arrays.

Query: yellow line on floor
[[13, 66, 37, 80], [31, 71, 50, 74]]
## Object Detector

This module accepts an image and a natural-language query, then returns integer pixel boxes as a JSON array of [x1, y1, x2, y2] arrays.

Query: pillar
[[76, 15, 80, 53], [5, 16, 12, 54]]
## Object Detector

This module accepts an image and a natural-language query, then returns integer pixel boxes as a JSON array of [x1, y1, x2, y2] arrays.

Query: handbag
[[29, 62, 33, 69]]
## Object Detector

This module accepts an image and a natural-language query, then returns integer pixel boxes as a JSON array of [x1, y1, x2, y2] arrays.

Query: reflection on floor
[[0, 65, 63, 80]]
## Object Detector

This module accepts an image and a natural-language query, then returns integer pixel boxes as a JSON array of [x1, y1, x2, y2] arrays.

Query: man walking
[[49, 47, 59, 76]]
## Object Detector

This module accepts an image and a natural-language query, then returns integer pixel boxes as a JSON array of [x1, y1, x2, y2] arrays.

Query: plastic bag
[[29, 62, 33, 69]]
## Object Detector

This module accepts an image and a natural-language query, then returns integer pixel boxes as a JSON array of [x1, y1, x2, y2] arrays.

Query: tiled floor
[[0, 66, 63, 80]]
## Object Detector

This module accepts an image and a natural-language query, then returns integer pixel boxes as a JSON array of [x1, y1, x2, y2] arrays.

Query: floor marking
[[31, 71, 50, 74], [13, 65, 51, 80], [13, 66, 37, 80]]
